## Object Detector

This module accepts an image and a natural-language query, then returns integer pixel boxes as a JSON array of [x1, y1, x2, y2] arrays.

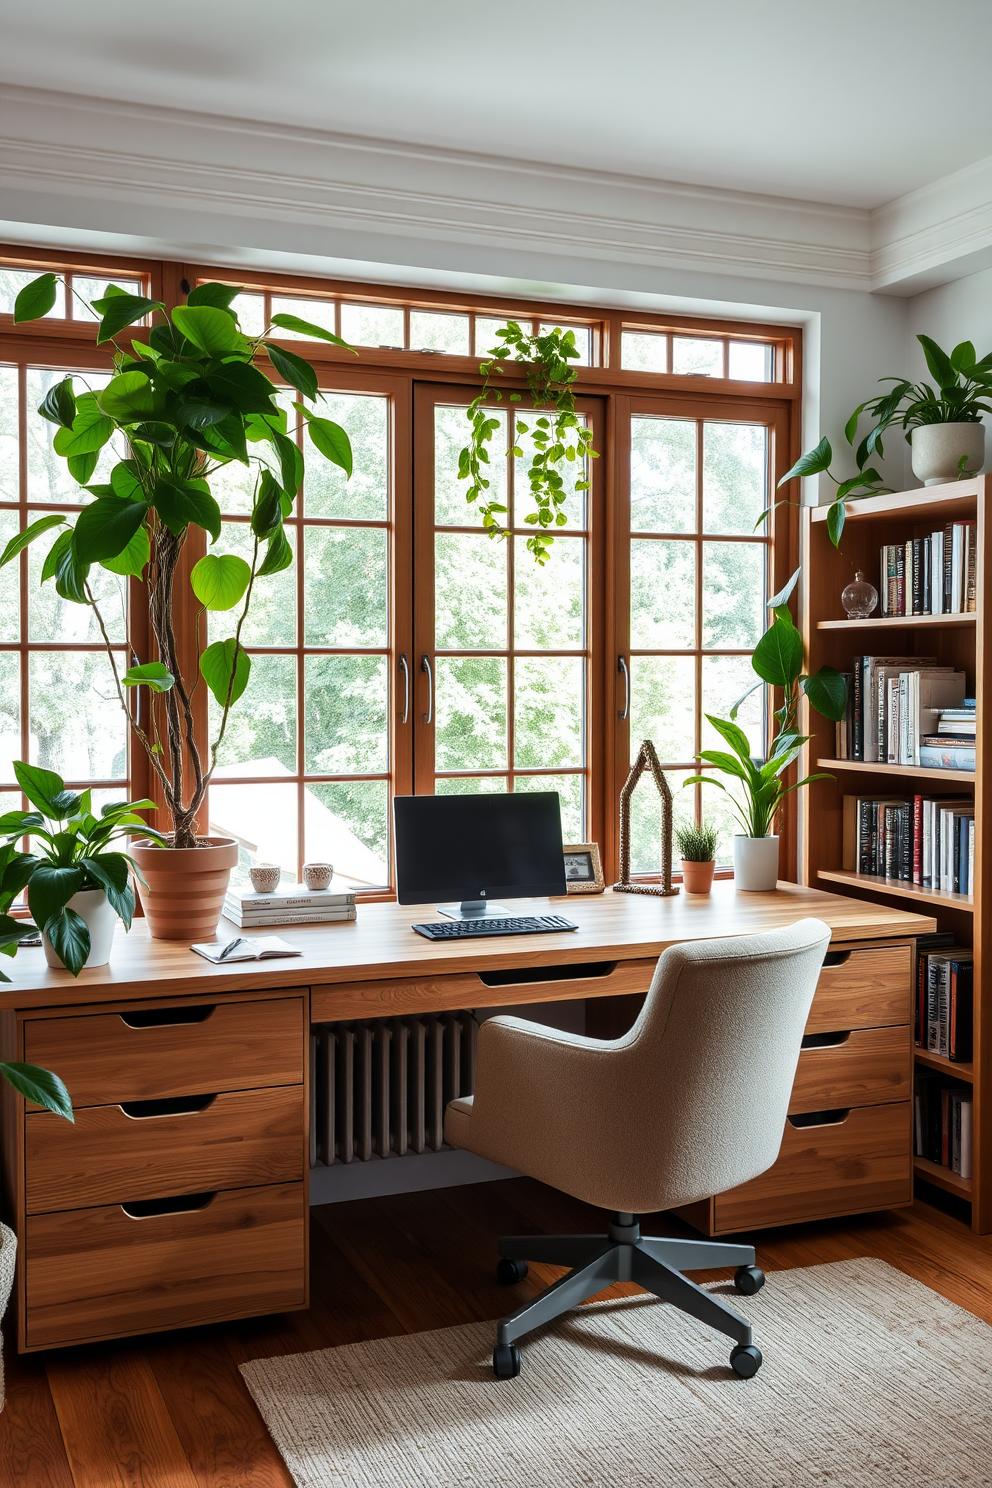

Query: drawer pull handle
[[120, 1093, 217, 1119], [788, 1108, 851, 1129], [120, 1006, 216, 1028], [821, 950, 852, 969], [801, 1031, 852, 1050], [121, 1191, 217, 1219], [478, 961, 617, 989]]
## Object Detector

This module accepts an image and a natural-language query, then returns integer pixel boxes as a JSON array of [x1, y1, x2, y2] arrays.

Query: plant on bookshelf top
[[459, 322, 598, 565], [770, 335, 992, 547], [3, 273, 354, 939]]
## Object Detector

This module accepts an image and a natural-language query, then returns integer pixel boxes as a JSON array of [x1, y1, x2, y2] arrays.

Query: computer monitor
[[393, 791, 567, 919]]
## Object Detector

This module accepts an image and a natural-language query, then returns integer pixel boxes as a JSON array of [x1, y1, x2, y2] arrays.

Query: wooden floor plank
[[46, 1348, 198, 1488], [0, 1345, 74, 1488]]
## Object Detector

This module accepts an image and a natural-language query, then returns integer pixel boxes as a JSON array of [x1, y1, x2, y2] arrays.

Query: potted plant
[[5, 274, 353, 939], [0, 760, 163, 973], [776, 335, 992, 547], [675, 823, 718, 895], [684, 569, 847, 891]]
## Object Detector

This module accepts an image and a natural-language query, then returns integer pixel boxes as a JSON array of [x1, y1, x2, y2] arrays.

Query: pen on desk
[[217, 937, 246, 961]]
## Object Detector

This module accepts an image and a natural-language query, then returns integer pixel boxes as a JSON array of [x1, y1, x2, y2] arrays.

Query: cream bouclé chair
[[445, 917, 831, 1380]]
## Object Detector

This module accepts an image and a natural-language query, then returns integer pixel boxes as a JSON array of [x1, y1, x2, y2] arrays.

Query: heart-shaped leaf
[[803, 666, 848, 722], [52, 393, 114, 459], [190, 553, 251, 610], [101, 524, 150, 578], [171, 304, 245, 356], [122, 661, 174, 692], [73, 496, 149, 564], [13, 273, 58, 323], [97, 370, 162, 423], [200, 638, 251, 708], [257, 526, 294, 576], [153, 480, 222, 542]]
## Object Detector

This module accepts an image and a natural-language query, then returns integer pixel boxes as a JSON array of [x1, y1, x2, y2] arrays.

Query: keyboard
[[412, 914, 579, 940]]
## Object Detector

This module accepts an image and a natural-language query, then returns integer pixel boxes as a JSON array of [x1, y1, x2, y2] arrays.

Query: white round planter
[[733, 835, 780, 892], [0, 1222, 15, 1412], [43, 887, 117, 970], [911, 423, 985, 486]]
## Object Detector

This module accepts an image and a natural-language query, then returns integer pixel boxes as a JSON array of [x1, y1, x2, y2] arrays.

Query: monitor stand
[[438, 898, 511, 921]]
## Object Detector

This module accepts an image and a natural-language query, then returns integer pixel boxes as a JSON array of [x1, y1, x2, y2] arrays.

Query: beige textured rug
[[241, 1259, 992, 1487]]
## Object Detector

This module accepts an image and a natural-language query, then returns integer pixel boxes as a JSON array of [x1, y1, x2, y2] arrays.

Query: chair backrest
[[612, 917, 831, 1211]]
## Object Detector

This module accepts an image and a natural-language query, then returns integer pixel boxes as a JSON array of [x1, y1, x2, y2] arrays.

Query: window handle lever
[[398, 653, 410, 725], [421, 654, 434, 725], [617, 655, 630, 721]]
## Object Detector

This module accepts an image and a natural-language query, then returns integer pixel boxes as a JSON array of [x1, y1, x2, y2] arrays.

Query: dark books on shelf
[[914, 1070, 973, 1178], [842, 794, 975, 894], [914, 940, 974, 1060], [879, 522, 977, 617]]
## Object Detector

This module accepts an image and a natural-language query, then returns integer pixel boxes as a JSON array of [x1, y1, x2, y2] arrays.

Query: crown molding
[[871, 154, 992, 293]]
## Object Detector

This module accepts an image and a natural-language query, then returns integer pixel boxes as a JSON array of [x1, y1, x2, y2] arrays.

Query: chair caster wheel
[[493, 1344, 521, 1379], [734, 1265, 765, 1296], [496, 1257, 528, 1285], [730, 1344, 762, 1378]]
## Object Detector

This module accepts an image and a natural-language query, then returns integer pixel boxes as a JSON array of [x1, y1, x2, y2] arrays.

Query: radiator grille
[[309, 1013, 478, 1166]]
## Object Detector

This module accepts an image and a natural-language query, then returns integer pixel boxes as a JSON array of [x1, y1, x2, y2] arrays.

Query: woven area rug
[[240, 1258, 992, 1487]]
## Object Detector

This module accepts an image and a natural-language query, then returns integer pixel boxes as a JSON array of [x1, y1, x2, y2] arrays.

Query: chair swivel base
[[491, 1212, 765, 1381]]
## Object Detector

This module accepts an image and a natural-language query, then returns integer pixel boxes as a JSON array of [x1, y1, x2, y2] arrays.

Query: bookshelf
[[802, 476, 988, 1232]]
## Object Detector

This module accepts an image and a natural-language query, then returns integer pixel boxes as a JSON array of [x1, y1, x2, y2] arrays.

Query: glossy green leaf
[[13, 760, 77, 818], [263, 342, 319, 401], [67, 451, 99, 486], [205, 361, 279, 414], [950, 340, 976, 373], [96, 370, 162, 423], [101, 524, 150, 578], [301, 408, 353, 476], [751, 616, 804, 690], [52, 393, 114, 458], [38, 376, 76, 429], [27, 863, 85, 931], [918, 334, 957, 391], [767, 566, 800, 610], [0, 514, 67, 570], [90, 291, 165, 345], [171, 304, 245, 356], [826, 498, 846, 548], [79, 854, 134, 928], [153, 480, 222, 542], [52, 534, 91, 604], [13, 273, 58, 323], [250, 469, 283, 539], [704, 714, 755, 764], [0, 1062, 73, 1120], [199, 638, 251, 708], [40, 529, 73, 585], [43, 907, 91, 977], [110, 461, 147, 502], [257, 526, 293, 576], [122, 661, 174, 692], [271, 429, 303, 497], [72, 496, 149, 564], [777, 436, 832, 488], [187, 282, 242, 311], [803, 666, 848, 723], [190, 553, 251, 610], [269, 312, 354, 350]]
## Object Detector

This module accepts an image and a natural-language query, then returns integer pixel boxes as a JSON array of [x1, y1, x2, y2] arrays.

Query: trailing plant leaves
[[752, 615, 804, 690], [90, 291, 165, 345], [301, 409, 353, 476], [43, 906, 90, 977], [826, 498, 846, 548], [0, 514, 66, 570], [171, 304, 245, 356], [52, 393, 114, 459], [767, 566, 800, 609], [187, 282, 242, 311], [40, 529, 73, 585], [271, 429, 303, 497], [122, 661, 174, 692], [190, 552, 251, 610], [257, 525, 294, 576], [269, 313, 354, 349], [101, 524, 150, 578], [803, 666, 848, 722], [264, 342, 319, 401], [0, 1062, 74, 1119], [200, 638, 251, 707], [110, 461, 147, 502], [777, 436, 832, 487], [67, 450, 99, 486], [38, 376, 76, 429], [13, 273, 58, 323], [97, 370, 162, 423], [153, 480, 222, 542], [73, 496, 149, 564], [250, 470, 283, 538], [52, 534, 91, 604], [206, 360, 280, 414]]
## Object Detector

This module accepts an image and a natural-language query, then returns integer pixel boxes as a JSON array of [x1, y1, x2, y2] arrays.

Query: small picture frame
[[562, 843, 605, 894]]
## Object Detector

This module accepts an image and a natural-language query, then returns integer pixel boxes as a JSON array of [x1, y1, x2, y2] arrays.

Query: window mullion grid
[[693, 418, 704, 830]]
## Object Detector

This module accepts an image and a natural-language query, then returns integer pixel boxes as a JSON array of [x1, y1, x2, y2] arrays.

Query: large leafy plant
[[4, 274, 354, 849], [0, 761, 163, 976], [772, 335, 992, 548], [685, 569, 846, 837], [460, 323, 597, 564]]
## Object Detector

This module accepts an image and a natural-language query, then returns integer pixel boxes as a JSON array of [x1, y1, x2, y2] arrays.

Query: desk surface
[[0, 881, 935, 1010]]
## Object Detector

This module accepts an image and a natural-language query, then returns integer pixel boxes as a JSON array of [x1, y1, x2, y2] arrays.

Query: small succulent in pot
[[675, 823, 718, 895]]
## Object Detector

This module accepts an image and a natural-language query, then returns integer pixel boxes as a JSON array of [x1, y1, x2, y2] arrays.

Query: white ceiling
[[2, 0, 991, 210]]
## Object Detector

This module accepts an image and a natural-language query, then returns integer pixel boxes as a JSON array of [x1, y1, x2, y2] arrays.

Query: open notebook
[[191, 936, 303, 963]]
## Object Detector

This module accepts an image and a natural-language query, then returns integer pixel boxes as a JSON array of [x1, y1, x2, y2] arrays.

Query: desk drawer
[[790, 1026, 911, 1114], [23, 998, 304, 1107], [713, 1102, 912, 1233], [25, 1086, 305, 1213], [24, 1182, 306, 1350], [805, 946, 912, 1035]]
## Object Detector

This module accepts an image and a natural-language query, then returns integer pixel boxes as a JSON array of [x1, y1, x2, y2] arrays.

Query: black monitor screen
[[393, 792, 566, 905]]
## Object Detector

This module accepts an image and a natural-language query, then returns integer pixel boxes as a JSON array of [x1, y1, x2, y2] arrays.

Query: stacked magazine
[[224, 883, 357, 928]]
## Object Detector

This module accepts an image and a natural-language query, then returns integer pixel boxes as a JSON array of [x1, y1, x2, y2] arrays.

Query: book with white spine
[[223, 904, 357, 927], [226, 883, 356, 911]]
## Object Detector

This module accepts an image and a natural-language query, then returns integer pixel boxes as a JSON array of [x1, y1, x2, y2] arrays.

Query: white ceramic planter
[[733, 835, 780, 892], [43, 887, 117, 970], [0, 1222, 15, 1412], [911, 423, 984, 486]]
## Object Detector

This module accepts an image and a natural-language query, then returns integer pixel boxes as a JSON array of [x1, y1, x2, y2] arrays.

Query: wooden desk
[[0, 883, 933, 1352]]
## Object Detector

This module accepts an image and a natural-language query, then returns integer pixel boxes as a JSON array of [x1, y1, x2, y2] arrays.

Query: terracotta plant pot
[[680, 858, 716, 895], [131, 836, 239, 941]]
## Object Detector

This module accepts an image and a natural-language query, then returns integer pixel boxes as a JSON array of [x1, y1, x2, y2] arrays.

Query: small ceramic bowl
[[303, 862, 334, 891], [249, 864, 282, 894]]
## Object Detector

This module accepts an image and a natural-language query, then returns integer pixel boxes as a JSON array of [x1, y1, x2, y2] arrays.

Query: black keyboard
[[412, 914, 579, 940]]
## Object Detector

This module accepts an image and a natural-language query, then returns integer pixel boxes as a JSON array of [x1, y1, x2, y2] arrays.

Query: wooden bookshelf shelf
[[915, 1048, 975, 1081], [816, 868, 974, 912], [816, 758, 976, 783], [913, 1155, 973, 1198], [810, 479, 979, 525], [817, 614, 977, 631]]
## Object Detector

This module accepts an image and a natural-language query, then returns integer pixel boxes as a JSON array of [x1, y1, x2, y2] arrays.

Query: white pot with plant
[[4, 274, 354, 941], [684, 568, 847, 893], [675, 823, 718, 895]]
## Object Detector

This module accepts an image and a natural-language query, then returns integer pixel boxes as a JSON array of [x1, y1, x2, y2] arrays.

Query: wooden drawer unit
[[804, 945, 912, 1034], [24, 1085, 305, 1213], [23, 1182, 306, 1350], [790, 1025, 911, 1113], [712, 1102, 913, 1233], [23, 997, 304, 1107]]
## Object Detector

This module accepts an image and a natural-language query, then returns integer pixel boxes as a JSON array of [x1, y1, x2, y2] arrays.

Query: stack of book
[[915, 941, 973, 1059], [914, 1071, 973, 1179], [224, 883, 357, 927], [878, 520, 977, 616], [919, 702, 977, 772], [833, 656, 965, 764], [842, 793, 975, 893]]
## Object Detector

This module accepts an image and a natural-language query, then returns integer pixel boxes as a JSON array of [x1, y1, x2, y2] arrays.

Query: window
[[0, 252, 798, 891]]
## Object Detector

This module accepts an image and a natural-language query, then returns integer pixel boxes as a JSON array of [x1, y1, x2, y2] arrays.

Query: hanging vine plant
[[459, 322, 598, 564]]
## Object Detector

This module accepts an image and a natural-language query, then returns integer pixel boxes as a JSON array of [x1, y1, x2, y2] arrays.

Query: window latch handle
[[421, 654, 434, 725], [398, 653, 410, 725], [617, 655, 630, 721]]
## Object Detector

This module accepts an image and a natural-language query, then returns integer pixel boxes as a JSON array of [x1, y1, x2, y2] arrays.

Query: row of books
[[224, 883, 357, 928], [833, 657, 970, 767], [878, 521, 977, 616], [914, 1072, 973, 1179], [842, 794, 975, 894], [915, 934, 973, 1060]]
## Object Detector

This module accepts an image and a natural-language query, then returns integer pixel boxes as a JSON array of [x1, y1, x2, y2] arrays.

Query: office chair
[[444, 917, 831, 1380]]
